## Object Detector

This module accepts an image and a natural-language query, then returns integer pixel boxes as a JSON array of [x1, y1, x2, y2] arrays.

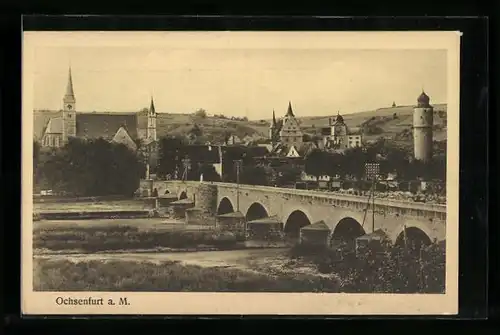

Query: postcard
[[22, 30, 460, 315]]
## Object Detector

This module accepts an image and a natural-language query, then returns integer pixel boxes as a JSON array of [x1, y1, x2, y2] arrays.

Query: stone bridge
[[149, 180, 447, 246]]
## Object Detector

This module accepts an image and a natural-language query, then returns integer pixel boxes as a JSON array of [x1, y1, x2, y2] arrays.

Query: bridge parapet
[[158, 180, 446, 221]]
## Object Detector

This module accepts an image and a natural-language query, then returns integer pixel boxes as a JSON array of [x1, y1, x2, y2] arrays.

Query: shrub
[[288, 242, 445, 293]]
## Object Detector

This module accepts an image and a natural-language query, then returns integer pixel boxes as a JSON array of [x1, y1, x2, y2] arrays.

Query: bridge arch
[[394, 226, 432, 253], [245, 202, 269, 222], [332, 217, 366, 241], [217, 197, 235, 215], [178, 191, 188, 200], [284, 210, 312, 238]]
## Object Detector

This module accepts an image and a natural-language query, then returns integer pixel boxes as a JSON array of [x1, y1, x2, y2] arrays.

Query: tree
[[157, 137, 186, 179], [381, 146, 410, 177], [304, 149, 329, 180], [275, 164, 302, 186], [194, 108, 207, 118], [198, 164, 222, 182], [325, 152, 345, 178], [240, 165, 274, 186], [39, 138, 143, 196], [342, 147, 367, 181]]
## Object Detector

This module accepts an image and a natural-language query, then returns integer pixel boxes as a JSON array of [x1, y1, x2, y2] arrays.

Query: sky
[[32, 45, 447, 120]]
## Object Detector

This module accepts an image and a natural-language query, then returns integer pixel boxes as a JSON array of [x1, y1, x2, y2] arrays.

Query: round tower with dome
[[413, 90, 434, 162]]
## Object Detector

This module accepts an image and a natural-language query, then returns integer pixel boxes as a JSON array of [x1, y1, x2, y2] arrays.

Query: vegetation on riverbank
[[33, 258, 341, 292], [288, 242, 446, 294], [34, 225, 240, 253]]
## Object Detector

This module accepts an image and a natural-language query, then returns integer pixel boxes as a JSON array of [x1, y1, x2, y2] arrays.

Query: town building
[[321, 112, 363, 150], [269, 102, 304, 148]]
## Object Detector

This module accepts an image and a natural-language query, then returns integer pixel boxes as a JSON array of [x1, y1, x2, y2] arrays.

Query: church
[[36, 67, 158, 151]]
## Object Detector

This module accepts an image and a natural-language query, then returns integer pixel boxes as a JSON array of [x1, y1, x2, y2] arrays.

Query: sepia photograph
[[22, 31, 460, 315]]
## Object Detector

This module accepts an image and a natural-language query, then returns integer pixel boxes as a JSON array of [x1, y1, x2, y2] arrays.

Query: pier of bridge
[[145, 180, 447, 246]]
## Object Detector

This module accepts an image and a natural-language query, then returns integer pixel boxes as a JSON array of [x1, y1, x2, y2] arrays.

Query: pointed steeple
[[286, 101, 294, 117], [64, 66, 75, 102], [149, 96, 156, 115], [272, 109, 277, 125]]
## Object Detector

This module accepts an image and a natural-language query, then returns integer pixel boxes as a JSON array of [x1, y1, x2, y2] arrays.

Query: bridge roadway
[[147, 180, 447, 245]]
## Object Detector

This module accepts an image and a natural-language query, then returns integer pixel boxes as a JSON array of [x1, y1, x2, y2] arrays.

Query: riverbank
[[33, 254, 341, 292]]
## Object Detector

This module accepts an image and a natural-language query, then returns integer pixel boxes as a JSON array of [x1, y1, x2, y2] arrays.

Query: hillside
[[296, 103, 448, 144], [33, 103, 447, 145]]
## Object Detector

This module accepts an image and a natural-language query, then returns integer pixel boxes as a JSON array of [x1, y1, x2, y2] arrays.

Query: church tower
[[147, 96, 157, 141], [62, 66, 77, 145], [269, 109, 277, 143], [413, 90, 434, 162]]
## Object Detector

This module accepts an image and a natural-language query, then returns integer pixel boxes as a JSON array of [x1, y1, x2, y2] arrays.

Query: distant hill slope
[[296, 103, 448, 143], [33, 103, 446, 144]]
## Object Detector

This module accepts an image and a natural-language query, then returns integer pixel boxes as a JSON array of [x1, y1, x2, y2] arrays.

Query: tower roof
[[64, 67, 75, 100], [335, 111, 344, 124], [286, 101, 295, 117], [417, 90, 430, 107], [149, 96, 156, 114], [270, 109, 277, 128]]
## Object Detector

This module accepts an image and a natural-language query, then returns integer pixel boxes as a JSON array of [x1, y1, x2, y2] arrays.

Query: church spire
[[286, 101, 294, 117], [65, 66, 75, 101], [272, 109, 276, 125], [149, 96, 156, 115]]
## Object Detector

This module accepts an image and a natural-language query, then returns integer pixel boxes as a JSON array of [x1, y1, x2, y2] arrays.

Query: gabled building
[[269, 101, 303, 148], [111, 126, 137, 151]]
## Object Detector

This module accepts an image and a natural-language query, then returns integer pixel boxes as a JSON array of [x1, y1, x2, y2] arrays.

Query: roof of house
[[297, 142, 318, 156], [111, 126, 137, 151], [348, 127, 362, 135], [44, 117, 63, 134], [301, 220, 331, 231], [34, 110, 62, 139], [270, 143, 289, 156]]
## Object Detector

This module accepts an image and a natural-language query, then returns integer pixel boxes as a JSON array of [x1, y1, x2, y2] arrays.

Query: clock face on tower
[[66, 104, 73, 110]]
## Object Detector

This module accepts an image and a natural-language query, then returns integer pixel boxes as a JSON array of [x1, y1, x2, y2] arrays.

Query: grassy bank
[[34, 258, 340, 292], [34, 224, 241, 253]]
